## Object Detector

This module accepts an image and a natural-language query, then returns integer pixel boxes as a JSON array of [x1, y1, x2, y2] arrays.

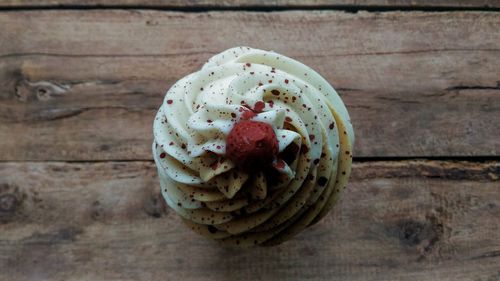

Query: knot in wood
[[398, 220, 426, 246], [0, 194, 18, 213]]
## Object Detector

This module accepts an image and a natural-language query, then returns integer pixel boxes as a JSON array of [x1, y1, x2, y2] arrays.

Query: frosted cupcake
[[153, 47, 354, 246]]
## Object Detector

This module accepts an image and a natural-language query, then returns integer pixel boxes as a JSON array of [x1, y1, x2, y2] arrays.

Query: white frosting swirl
[[153, 47, 354, 246]]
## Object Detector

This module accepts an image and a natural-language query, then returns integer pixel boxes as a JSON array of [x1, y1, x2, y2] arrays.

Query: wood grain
[[1, 0, 499, 8], [0, 10, 499, 161], [0, 160, 498, 281]]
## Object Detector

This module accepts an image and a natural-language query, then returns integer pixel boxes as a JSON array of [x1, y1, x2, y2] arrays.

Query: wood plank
[[0, 160, 498, 280], [0, 11, 499, 160], [1, 0, 499, 9]]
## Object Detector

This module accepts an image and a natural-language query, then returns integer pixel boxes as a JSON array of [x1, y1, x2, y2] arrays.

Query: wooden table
[[1, 1, 499, 280]]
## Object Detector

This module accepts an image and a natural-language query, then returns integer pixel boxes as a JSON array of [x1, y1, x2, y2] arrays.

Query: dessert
[[153, 47, 354, 246]]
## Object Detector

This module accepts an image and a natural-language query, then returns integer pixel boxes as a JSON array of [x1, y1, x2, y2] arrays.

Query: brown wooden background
[[0, 1, 499, 280]]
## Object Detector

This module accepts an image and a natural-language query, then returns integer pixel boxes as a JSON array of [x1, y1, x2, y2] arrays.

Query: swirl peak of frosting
[[153, 47, 354, 246]]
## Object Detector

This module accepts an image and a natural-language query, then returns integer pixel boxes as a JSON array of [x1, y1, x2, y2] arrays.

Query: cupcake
[[153, 47, 354, 246]]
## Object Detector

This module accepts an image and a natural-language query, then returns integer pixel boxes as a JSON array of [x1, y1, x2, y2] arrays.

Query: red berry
[[226, 121, 278, 172]]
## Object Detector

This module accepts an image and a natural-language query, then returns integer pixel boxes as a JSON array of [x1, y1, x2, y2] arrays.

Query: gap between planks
[[0, 0, 500, 11], [0, 157, 499, 163], [0, 6, 500, 13]]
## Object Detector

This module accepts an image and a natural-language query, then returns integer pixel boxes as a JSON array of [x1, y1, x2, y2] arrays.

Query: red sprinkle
[[254, 101, 265, 113], [285, 79, 289, 84], [309, 134, 315, 141], [167, 100, 173, 104], [160, 152, 166, 158]]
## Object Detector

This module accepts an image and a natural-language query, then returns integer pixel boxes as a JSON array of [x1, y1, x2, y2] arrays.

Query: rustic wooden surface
[[1, 0, 500, 8], [0, 161, 499, 281], [1, 11, 499, 160], [0, 2, 499, 281]]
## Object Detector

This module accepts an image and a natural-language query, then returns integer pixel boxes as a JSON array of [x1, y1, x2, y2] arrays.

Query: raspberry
[[226, 120, 278, 172]]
